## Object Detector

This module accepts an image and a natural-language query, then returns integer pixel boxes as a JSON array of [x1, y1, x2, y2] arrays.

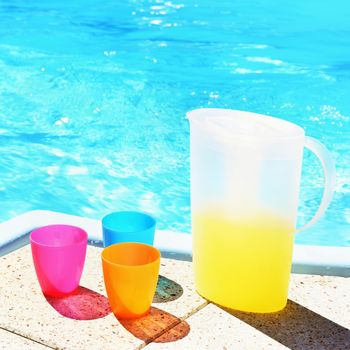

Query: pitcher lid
[[187, 108, 305, 141]]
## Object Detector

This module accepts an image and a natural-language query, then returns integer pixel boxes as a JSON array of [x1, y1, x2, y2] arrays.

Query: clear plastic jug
[[188, 109, 336, 313]]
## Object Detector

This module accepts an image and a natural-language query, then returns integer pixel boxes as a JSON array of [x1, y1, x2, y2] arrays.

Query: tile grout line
[[136, 319, 183, 350], [139, 300, 210, 349], [0, 326, 55, 349], [179, 300, 210, 322]]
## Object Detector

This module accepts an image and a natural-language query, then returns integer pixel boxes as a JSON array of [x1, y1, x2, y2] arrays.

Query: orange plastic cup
[[101, 242, 160, 319]]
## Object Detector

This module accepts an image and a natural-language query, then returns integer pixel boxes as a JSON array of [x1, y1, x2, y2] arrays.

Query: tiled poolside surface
[[0, 245, 349, 349]]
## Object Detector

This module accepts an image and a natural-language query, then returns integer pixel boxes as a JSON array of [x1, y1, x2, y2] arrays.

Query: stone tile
[[0, 246, 143, 350], [0, 329, 50, 349], [146, 274, 350, 350], [0, 245, 206, 349], [153, 257, 208, 320], [289, 274, 350, 328], [2, 244, 349, 350], [220, 300, 350, 350], [144, 303, 287, 349]]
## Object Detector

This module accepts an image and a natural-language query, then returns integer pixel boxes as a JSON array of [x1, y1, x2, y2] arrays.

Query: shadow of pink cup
[[30, 224, 88, 297]]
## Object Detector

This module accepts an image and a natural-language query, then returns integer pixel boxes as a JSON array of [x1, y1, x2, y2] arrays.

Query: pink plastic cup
[[30, 224, 88, 297]]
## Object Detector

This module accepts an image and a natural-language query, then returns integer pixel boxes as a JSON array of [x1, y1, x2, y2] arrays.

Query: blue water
[[0, 0, 349, 246]]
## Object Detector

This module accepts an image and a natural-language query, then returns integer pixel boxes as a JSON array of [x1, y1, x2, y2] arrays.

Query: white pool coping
[[0, 210, 349, 277]]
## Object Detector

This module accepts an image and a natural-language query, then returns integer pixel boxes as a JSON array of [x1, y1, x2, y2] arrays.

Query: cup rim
[[30, 224, 88, 248], [102, 211, 156, 234], [101, 242, 160, 269]]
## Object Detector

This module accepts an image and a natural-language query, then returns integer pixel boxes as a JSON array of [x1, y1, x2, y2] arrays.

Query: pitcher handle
[[296, 136, 336, 233]]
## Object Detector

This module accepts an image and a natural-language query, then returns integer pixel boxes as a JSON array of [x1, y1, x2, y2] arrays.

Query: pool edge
[[0, 210, 349, 277]]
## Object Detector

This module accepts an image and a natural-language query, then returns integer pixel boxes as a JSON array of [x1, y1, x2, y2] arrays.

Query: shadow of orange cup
[[101, 242, 161, 319]]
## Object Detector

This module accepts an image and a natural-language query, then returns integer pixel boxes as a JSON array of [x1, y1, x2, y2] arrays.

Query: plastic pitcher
[[188, 109, 336, 313]]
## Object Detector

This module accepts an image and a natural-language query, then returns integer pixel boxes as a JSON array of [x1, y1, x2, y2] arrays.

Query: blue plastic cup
[[102, 211, 156, 247]]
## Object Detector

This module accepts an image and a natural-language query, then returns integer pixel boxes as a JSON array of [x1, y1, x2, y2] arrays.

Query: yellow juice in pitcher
[[192, 210, 295, 312]]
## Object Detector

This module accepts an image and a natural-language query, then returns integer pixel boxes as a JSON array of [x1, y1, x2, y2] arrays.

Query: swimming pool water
[[0, 0, 349, 246]]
